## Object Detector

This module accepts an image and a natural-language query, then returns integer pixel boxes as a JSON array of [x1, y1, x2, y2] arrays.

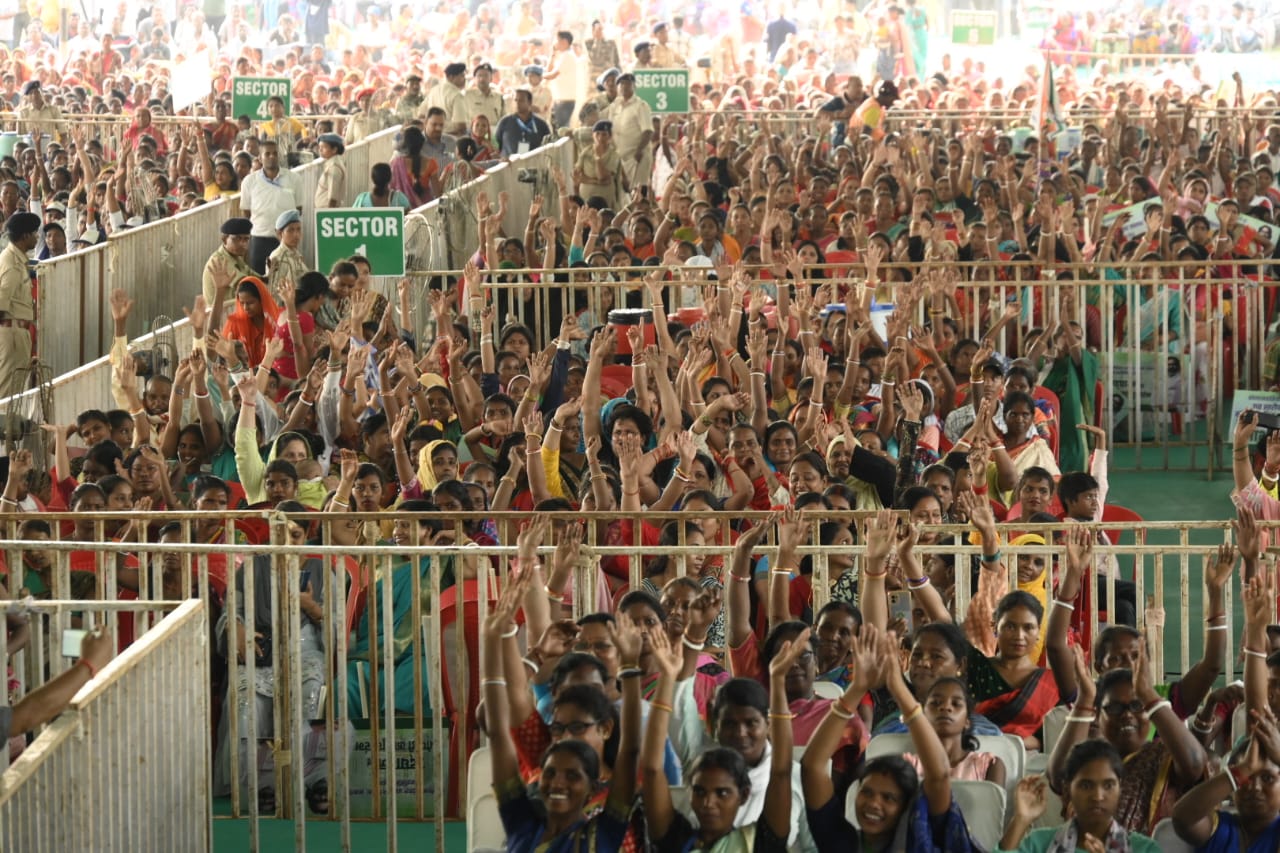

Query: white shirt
[[548, 49, 580, 102], [240, 168, 302, 238]]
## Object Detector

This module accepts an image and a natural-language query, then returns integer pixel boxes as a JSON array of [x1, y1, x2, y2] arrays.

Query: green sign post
[[634, 69, 690, 114], [315, 208, 406, 276], [950, 11, 997, 45], [230, 77, 292, 120]]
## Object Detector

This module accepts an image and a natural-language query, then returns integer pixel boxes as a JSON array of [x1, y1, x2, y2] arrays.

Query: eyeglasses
[[1102, 700, 1145, 717], [548, 720, 598, 737]]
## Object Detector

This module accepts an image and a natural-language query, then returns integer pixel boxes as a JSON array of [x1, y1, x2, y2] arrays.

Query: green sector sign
[[315, 209, 406, 276], [634, 69, 690, 114], [951, 11, 997, 45], [231, 77, 292, 120]]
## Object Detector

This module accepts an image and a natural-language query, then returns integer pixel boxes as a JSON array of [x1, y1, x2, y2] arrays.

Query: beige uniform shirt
[[575, 143, 621, 208], [649, 43, 686, 68], [315, 155, 347, 209], [605, 95, 653, 158], [462, 87, 506, 128], [344, 110, 389, 145], [424, 82, 467, 131], [201, 246, 254, 309], [15, 104, 66, 140], [0, 241, 33, 320], [528, 83, 553, 118], [267, 244, 309, 303]]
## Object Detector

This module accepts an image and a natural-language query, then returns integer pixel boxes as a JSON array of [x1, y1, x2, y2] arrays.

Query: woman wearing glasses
[[1044, 643, 1206, 835]]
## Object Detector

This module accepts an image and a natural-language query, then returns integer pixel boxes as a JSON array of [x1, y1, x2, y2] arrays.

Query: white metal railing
[[0, 509, 1264, 852], [31, 127, 402, 378], [0, 599, 210, 852]]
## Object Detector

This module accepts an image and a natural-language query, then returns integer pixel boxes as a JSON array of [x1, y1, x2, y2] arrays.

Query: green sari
[[346, 557, 438, 719], [1044, 349, 1099, 474]]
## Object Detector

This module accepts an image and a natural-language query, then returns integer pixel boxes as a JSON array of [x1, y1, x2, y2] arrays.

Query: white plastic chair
[[1232, 703, 1248, 744], [813, 680, 845, 700], [1151, 818, 1196, 853], [865, 733, 914, 763], [467, 747, 504, 851], [975, 734, 1026, 800], [867, 731, 1023, 800], [1041, 705, 1068, 755], [952, 780, 1006, 852]]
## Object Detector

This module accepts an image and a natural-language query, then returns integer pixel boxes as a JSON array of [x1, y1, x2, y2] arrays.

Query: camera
[[517, 168, 541, 184]]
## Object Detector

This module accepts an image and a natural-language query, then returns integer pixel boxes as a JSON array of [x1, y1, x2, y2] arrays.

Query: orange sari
[[221, 276, 281, 367]]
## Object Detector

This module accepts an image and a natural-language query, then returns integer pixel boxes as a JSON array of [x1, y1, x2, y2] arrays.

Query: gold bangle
[[902, 705, 924, 725]]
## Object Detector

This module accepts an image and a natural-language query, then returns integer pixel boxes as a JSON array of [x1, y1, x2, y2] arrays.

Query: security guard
[[202, 217, 254, 308], [14, 82, 66, 141], [0, 213, 39, 398], [462, 63, 506, 129]]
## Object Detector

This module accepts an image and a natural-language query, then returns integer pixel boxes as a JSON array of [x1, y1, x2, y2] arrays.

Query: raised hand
[[517, 513, 551, 565], [523, 411, 544, 442], [898, 381, 924, 421], [649, 625, 682, 680], [768, 627, 812, 682], [1235, 503, 1262, 562], [1243, 572, 1275, 630], [1235, 411, 1258, 450], [1250, 707, 1280, 767], [535, 620, 580, 662], [338, 447, 359, 483], [236, 371, 258, 405], [685, 588, 722, 643], [846, 623, 882, 692], [110, 288, 135, 322], [1062, 524, 1094, 581], [1012, 775, 1050, 823], [1071, 645, 1096, 706], [777, 505, 812, 554], [610, 614, 644, 667], [485, 556, 534, 636], [262, 333, 285, 367], [862, 508, 896, 563], [5, 448, 32, 487], [1206, 543, 1237, 591], [1076, 423, 1107, 452]]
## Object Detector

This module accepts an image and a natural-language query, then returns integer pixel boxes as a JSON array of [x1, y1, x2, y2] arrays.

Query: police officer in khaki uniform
[[605, 73, 655, 191], [14, 82, 66, 142], [462, 63, 506, 129], [0, 213, 39, 398]]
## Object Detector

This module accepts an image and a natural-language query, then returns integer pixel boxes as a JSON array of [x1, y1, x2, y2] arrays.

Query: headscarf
[[1010, 532, 1049, 663], [221, 276, 282, 367], [416, 440, 455, 491]]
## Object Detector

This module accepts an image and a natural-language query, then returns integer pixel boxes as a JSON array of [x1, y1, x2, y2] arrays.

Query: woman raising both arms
[[481, 517, 639, 852], [641, 621, 804, 852]]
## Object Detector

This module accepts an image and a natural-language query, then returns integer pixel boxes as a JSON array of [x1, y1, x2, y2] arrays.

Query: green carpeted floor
[[211, 440, 1238, 851]]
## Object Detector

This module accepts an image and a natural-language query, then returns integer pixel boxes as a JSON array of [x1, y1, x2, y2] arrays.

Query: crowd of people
[[1, 3, 1280, 852]]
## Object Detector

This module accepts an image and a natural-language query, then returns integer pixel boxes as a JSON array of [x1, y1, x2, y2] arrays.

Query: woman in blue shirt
[[1171, 719, 1280, 853]]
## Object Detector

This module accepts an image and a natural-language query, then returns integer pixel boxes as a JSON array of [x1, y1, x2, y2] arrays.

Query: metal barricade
[[30, 127, 402, 379], [0, 599, 210, 852], [0, 509, 1264, 853]]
